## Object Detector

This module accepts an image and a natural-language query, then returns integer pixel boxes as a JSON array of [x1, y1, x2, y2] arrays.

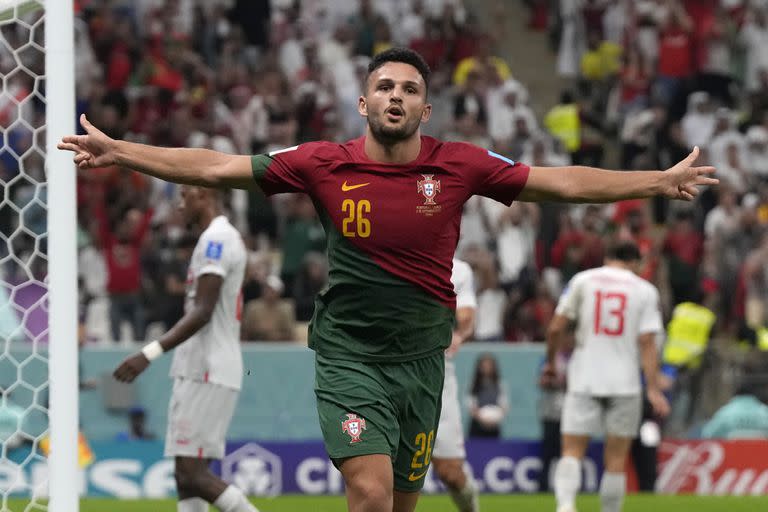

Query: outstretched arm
[[58, 114, 254, 189], [113, 274, 223, 382], [518, 147, 717, 203]]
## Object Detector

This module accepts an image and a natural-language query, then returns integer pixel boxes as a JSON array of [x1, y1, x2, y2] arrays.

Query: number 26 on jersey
[[342, 199, 371, 238]]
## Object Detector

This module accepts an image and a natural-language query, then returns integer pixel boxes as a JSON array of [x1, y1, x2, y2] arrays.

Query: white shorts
[[433, 361, 466, 459], [561, 392, 641, 438], [164, 378, 239, 459]]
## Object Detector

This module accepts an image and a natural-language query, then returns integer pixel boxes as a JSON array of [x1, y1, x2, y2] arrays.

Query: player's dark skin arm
[[113, 274, 223, 382]]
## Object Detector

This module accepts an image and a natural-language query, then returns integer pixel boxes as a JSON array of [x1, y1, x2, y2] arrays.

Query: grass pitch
[[8, 494, 768, 511]]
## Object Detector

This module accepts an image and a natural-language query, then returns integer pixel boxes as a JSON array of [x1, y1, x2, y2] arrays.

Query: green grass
[[7, 494, 768, 511]]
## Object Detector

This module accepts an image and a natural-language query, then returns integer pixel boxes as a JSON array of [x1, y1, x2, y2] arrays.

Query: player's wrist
[[141, 340, 164, 362]]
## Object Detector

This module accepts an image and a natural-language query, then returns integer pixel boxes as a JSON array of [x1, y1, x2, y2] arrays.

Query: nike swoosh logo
[[408, 470, 428, 481], [342, 181, 370, 192]]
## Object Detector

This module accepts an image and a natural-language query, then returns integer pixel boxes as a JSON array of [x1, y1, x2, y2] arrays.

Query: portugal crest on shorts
[[417, 174, 441, 205], [341, 413, 366, 444]]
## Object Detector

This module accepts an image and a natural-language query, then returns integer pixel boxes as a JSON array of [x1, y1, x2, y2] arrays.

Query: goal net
[[1, 1, 77, 511]]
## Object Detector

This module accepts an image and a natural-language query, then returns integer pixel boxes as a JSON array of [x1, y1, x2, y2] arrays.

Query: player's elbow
[[195, 305, 215, 324]]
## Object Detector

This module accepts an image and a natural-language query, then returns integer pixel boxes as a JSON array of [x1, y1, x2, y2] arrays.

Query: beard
[[367, 112, 421, 145]]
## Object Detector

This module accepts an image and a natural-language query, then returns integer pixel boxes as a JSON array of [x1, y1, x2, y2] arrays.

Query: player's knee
[[347, 475, 392, 509], [434, 462, 464, 491], [174, 463, 206, 494]]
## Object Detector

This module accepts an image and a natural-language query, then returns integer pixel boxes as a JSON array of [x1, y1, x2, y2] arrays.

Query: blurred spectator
[[496, 203, 538, 290], [94, 198, 153, 343], [746, 126, 768, 179], [655, 3, 694, 106], [452, 36, 510, 88], [293, 252, 329, 322], [115, 406, 155, 441], [550, 206, 605, 282], [280, 194, 326, 294], [241, 275, 297, 342], [701, 379, 768, 439], [472, 252, 506, 341], [681, 92, 716, 150], [468, 353, 508, 438], [663, 210, 704, 305], [739, 6, 768, 94]]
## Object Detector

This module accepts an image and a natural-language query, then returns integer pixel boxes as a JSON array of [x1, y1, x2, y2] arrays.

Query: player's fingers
[[693, 165, 716, 175], [74, 153, 90, 164], [80, 113, 94, 133], [695, 176, 719, 186], [57, 141, 80, 152], [683, 146, 700, 166]]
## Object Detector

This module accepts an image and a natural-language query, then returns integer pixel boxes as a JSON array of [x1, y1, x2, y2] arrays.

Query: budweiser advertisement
[[657, 440, 768, 495]]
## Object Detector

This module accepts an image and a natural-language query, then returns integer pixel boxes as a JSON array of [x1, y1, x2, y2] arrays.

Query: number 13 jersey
[[251, 136, 529, 362], [555, 266, 663, 396]]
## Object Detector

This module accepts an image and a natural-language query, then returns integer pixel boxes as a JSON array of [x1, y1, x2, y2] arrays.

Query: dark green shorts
[[314, 352, 445, 492]]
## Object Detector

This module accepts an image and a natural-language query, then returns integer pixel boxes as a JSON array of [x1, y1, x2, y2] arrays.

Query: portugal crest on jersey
[[341, 413, 366, 444], [417, 175, 441, 205]]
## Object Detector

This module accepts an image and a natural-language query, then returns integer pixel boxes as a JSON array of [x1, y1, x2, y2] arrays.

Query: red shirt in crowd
[[658, 26, 694, 78]]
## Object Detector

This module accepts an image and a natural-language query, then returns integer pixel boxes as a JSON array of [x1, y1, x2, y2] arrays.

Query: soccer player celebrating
[[61, 48, 714, 512], [432, 258, 479, 512], [112, 186, 257, 512], [543, 242, 671, 512]]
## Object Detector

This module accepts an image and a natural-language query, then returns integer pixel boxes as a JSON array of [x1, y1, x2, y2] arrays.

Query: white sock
[[599, 472, 626, 512], [448, 477, 479, 512], [213, 485, 259, 512], [554, 456, 581, 511], [178, 497, 208, 512]]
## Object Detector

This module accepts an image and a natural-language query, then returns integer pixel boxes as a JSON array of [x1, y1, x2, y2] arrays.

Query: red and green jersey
[[251, 136, 529, 361]]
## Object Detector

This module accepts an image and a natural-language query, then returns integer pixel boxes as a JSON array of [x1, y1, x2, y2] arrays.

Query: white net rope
[[0, 1, 51, 511]]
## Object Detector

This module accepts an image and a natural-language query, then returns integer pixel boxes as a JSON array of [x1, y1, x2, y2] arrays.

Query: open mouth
[[386, 106, 404, 120]]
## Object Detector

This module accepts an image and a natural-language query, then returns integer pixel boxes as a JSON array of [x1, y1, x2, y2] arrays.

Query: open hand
[[57, 114, 117, 169], [661, 146, 718, 201], [113, 353, 150, 383]]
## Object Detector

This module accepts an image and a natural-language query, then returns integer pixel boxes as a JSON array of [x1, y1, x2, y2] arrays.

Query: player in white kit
[[432, 258, 480, 512], [113, 186, 259, 512], [543, 242, 670, 512]]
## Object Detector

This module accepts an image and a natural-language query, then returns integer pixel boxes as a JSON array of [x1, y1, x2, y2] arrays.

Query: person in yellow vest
[[661, 288, 718, 433], [545, 91, 581, 154], [545, 90, 605, 167], [738, 323, 768, 352]]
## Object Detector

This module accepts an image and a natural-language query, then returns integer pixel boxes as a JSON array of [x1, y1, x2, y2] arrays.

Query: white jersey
[[170, 215, 247, 390], [556, 265, 662, 396], [452, 258, 477, 310]]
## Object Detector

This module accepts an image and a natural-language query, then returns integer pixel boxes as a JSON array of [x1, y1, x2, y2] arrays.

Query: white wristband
[[141, 340, 164, 362]]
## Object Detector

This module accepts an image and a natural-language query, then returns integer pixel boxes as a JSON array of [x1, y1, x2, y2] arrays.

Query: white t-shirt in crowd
[[170, 216, 247, 390], [556, 265, 662, 396]]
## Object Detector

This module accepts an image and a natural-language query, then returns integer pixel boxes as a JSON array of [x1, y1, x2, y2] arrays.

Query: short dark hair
[[366, 47, 431, 92], [606, 241, 641, 262]]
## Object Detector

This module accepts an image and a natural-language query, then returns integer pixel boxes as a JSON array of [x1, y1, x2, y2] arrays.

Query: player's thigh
[[393, 489, 421, 512], [561, 392, 603, 437], [605, 394, 642, 438], [164, 378, 238, 459], [432, 361, 465, 460], [315, 355, 398, 462], [390, 352, 445, 493]]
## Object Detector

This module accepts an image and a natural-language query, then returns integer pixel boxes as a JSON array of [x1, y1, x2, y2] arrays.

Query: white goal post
[[44, 0, 78, 510], [0, 0, 77, 511]]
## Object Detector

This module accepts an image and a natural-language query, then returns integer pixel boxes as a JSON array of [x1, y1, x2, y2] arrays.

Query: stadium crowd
[[3, 0, 768, 425]]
